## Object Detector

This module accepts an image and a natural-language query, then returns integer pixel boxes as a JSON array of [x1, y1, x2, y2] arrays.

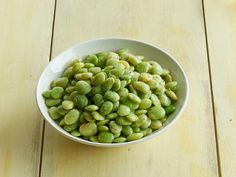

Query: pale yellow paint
[[0, 0, 54, 177], [40, 0, 219, 177], [204, 0, 236, 176]]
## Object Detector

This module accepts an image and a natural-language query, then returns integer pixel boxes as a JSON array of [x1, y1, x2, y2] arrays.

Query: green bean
[[162, 74, 172, 83], [128, 85, 138, 95], [122, 100, 139, 110], [112, 79, 121, 91], [84, 55, 98, 65], [158, 93, 171, 106], [150, 120, 162, 130], [119, 60, 130, 69], [141, 128, 152, 136], [121, 125, 133, 136], [165, 81, 177, 90], [148, 106, 166, 120], [73, 95, 88, 109], [102, 77, 115, 91], [109, 121, 122, 134], [106, 52, 120, 60], [148, 62, 163, 75], [164, 105, 176, 114], [85, 105, 99, 111], [118, 88, 129, 98], [63, 94, 70, 100], [91, 72, 106, 85], [64, 122, 78, 132], [117, 48, 129, 56], [82, 111, 94, 122], [80, 122, 98, 137], [117, 105, 131, 116], [104, 91, 120, 102], [139, 73, 153, 82], [150, 94, 161, 106], [139, 98, 152, 109], [131, 71, 140, 83], [63, 67, 74, 78], [51, 77, 68, 88], [106, 113, 118, 120], [135, 110, 147, 115], [88, 67, 101, 75], [116, 117, 132, 126], [93, 94, 104, 107], [98, 125, 109, 132], [124, 54, 141, 66], [91, 111, 104, 120], [59, 119, 65, 126], [135, 62, 150, 73], [74, 72, 93, 80], [42, 90, 51, 98], [98, 132, 114, 143], [127, 133, 143, 141], [120, 80, 127, 89], [48, 107, 61, 120], [84, 63, 95, 68], [112, 102, 120, 112], [68, 91, 78, 100], [132, 114, 147, 128], [140, 118, 151, 129], [114, 137, 126, 143], [75, 81, 91, 95], [106, 58, 119, 67], [97, 119, 109, 126], [160, 118, 167, 123], [88, 86, 103, 96], [45, 99, 61, 107], [71, 130, 81, 137], [128, 93, 141, 103], [72, 62, 84, 73], [110, 68, 125, 78], [51, 87, 64, 99], [165, 90, 178, 101], [126, 113, 138, 122], [62, 100, 74, 110], [57, 105, 68, 116], [89, 135, 99, 142], [65, 86, 76, 93], [133, 81, 150, 93], [64, 109, 80, 125], [133, 127, 141, 133], [99, 101, 113, 115]]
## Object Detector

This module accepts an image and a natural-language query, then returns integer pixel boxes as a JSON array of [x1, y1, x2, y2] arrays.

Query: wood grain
[[0, 0, 55, 176], [203, 0, 236, 176], [40, 0, 219, 177]]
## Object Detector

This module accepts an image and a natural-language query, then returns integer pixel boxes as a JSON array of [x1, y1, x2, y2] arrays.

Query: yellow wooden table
[[0, 0, 235, 177]]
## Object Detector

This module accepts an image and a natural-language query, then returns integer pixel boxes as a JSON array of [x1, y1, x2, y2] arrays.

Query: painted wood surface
[[204, 0, 236, 176], [40, 1, 219, 177], [0, 0, 55, 177]]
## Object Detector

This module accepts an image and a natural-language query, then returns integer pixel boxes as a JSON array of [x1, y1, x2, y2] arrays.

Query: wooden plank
[[40, 0, 219, 177], [0, 0, 55, 177], [203, 0, 236, 176]]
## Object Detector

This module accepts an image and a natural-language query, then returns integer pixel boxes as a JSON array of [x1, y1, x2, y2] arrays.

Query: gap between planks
[[201, 0, 222, 176], [38, 0, 58, 177]]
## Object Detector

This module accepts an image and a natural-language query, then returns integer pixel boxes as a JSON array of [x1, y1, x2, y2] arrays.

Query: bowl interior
[[36, 38, 188, 147]]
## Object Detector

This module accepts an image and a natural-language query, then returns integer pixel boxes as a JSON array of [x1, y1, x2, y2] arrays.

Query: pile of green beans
[[42, 49, 178, 143]]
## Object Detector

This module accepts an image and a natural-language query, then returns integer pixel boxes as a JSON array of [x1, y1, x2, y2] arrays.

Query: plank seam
[[38, 0, 58, 176], [201, 0, 222, 176]]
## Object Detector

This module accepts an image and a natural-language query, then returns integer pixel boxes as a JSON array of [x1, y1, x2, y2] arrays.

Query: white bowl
[[36, 38, 189, 147]]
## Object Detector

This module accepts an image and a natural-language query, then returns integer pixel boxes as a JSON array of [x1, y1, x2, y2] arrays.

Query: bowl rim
[[36, 37, 189, 147]]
